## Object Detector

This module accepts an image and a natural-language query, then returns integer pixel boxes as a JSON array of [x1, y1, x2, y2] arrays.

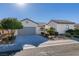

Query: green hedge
[[65, 29, 79, 37]]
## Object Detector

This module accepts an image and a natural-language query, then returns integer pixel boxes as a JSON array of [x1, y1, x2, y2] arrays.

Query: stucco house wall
[[48, 21, 57, 30], [22, 20, 37, 27], [74, 24, 79, 29], [16, 19, 41, 35], [56, 24, 75, 34], [47, 20, 75, 34], [16, 19, 75, 35]]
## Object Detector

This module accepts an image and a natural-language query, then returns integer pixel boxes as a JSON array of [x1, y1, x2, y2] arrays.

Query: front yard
[[40, 26, 79, 41]]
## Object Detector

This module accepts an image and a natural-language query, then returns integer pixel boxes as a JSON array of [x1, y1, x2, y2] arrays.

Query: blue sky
[[0, 3, 79, 23]]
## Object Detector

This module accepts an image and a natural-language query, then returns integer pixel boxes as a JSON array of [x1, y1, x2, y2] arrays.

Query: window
[[66, 25, 69, 30]]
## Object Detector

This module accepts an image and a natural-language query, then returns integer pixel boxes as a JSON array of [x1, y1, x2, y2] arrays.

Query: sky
[[0, 3, 79, 23]]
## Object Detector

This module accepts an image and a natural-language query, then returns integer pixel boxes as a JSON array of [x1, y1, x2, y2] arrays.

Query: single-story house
[[17, 18, 41, 36], [38, 22, 46, 32], [16, 19, 75, 35], [47, 20, 75, 34]]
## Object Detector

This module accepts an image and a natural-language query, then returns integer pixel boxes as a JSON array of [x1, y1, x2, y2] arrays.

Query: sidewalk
[[22, 39, 79, 49], [39, 39, 79, 47], [15, 39, 79, 56]]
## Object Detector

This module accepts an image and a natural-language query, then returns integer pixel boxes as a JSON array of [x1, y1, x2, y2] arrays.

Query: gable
[[21, 19, 38, 27], [48, 20, 75, 24]]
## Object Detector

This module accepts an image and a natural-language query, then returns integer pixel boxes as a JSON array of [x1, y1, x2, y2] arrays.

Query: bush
[[46, 27, 55, 35], [41, 27, 59, 38], [41, 32, 44, 36], [65, 29, 79, 38], [54, 32, 58, 36], [44, 33, 49, 38], [73, 29, 79, 38], [74, 29, 79, 35], [65, 33, 72, 37], [66, 29, 74, 35], [73, 35, 79, 38]]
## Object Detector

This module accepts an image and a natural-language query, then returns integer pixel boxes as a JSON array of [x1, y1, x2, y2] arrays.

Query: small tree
[[1, 18, 23, 36], [46, 27, 55, 35]]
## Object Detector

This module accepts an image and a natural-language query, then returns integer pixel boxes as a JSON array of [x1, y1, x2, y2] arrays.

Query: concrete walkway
[[39, 39, 79, 47], [22, 39, 79, 49], [15, 39, 79, 56]]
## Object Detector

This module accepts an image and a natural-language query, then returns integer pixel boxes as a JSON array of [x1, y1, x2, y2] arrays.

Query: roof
[[38, 22, 46, 26], [75, 24, 79, 26], [21, 18, 38, 24], [48, 20, 75, 24]]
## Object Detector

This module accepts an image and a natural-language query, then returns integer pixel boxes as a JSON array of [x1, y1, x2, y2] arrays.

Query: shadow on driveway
[[15, 35, 48, 47], [71, 37, 79, 42], [0, 35, 48, 56]]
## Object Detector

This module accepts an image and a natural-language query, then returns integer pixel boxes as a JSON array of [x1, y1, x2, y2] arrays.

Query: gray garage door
[[18, 27, 36, 36]]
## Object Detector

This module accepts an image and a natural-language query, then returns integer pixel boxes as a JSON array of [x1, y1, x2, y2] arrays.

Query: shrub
[[65, 33, 72, 37], [65, 29, 79, 38], [41, 32, 44, 36], [46, 27, 55, 35], [54, 32, 58, 36], [65, 29, 74, 35], [74, 29, 79, 35], [73, 35, 79, 38]]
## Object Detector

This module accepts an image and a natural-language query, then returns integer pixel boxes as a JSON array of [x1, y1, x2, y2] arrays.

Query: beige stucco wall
[[56, 24, 74, 34], [22, 20, 37, 27], [48, 21, 75, 34], [45, 25, 51, 29], [48, 21, 57, 29], [16, 20, 40, 35]]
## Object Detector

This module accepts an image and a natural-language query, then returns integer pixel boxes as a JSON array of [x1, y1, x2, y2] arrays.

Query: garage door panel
[[18, 27, 36, 35]]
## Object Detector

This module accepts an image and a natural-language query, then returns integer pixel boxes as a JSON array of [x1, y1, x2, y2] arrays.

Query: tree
[[0, 18, 23, 36], [46, 27, 55, 35]]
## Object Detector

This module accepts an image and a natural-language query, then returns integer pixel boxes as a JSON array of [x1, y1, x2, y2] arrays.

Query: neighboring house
[[75, 24, 79, 29], [17, 18, 41, 36], [38, 22, 46, 32], [16, 19, 76, 35], [47, 20, 75, 34]]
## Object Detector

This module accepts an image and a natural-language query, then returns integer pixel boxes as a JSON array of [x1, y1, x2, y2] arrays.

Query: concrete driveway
[[15, 38, 79, 56], [15, 35, 48, 47], [0, 35, 47, 55], [0, 35, 79, 56], [15, 41, 79, 56]]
